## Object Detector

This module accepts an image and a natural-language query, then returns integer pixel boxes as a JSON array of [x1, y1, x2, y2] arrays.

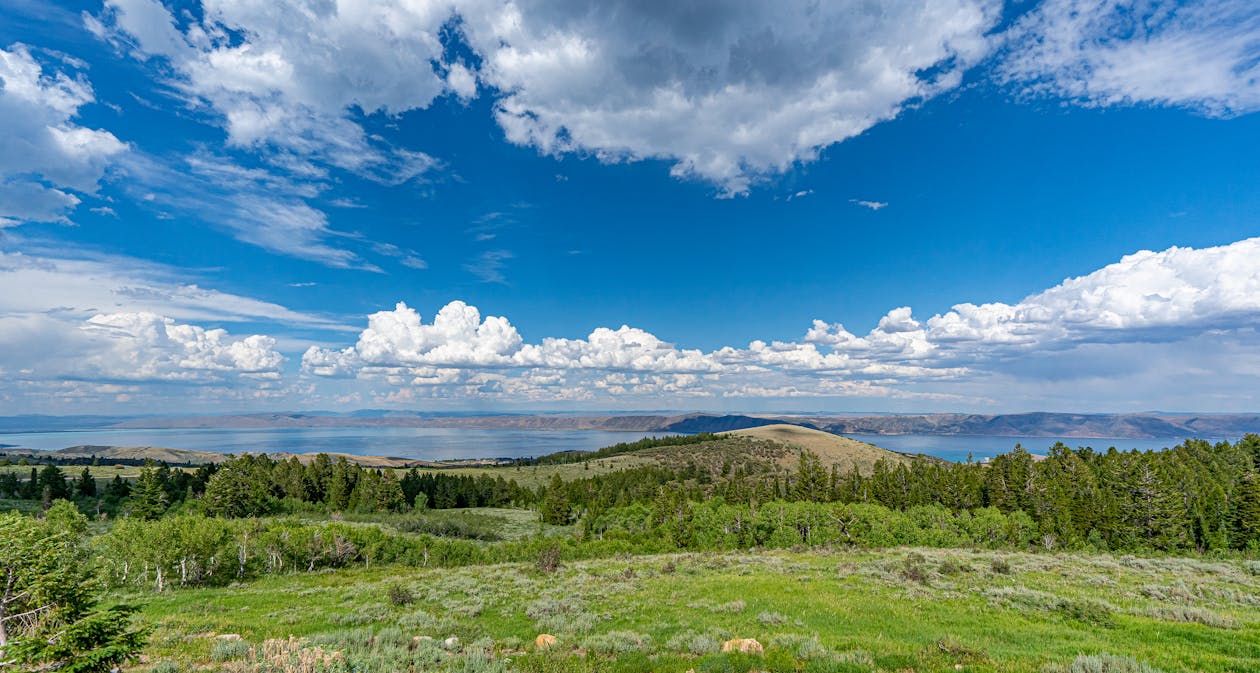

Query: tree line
[[1, 454, 535, 520], [543, 435, 1260, 552]]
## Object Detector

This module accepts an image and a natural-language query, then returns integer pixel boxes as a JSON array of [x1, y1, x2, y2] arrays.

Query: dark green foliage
[[531, 433, 720, 465], [39, 464, 70, 502], [1, 504, 146, 670], [10, 605, 148, 673], [75, 467, 97, 498], [128, 467, 169, 520], [1233, 472, 1260, 549], [203, 456, 277, 518], [540, 474, 572, 525]]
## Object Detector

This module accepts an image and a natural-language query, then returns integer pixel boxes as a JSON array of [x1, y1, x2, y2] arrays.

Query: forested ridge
[[3, 433, 1260, 672], [1, 436, 1257, 585]]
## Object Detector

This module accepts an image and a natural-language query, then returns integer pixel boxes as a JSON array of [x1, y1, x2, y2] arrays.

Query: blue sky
[[1, 0, 1259, 414]]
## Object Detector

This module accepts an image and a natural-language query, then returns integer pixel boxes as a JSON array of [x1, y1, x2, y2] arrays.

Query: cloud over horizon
[[292, 236, 1260, 409]]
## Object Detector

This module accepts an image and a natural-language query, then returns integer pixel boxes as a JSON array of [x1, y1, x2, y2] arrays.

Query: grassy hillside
[[125, 547, 1259, 673], [722, 424, 918, 474]]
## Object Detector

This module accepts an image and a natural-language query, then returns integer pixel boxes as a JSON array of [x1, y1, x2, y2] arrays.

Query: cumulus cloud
[[302, 237, 1260, 405], [0, 310, 282, 387], [0, 244, 332, 409], [78, 312, 283, 381], [93, 0, 450, 181], [0, 44, 126, 226], [93, 0, 1006, 195], [457, 0, 1003, 194], [86, 0, 1260, 202], [998, 0, 1260, 116]]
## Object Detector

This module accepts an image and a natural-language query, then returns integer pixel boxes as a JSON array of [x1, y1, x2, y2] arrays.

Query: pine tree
[[540, 474, 571, 525], [38, 464, 69, 501], [1232, 472, 1260, 549], [792, 450, 829, 502], [129, 468, 168, 520], [76, 467, 97, 498]]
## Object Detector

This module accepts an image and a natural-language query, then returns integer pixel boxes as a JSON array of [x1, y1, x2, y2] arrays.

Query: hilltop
[[723, 424, 920, 474]]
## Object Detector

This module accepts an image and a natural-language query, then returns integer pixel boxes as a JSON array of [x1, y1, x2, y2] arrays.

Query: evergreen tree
[[76, 467, 97, 498], [324, 459, 353, 511], [792, 450, 829, 502], [1232, 472, 1260, 549], [39, 464, 70, 501], [128, 468, 168, 521], [203, 458, 275, 518], [540, 474, 571, 525]]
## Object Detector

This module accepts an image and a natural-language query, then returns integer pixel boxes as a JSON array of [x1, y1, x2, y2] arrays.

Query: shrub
[[388, 583, 415, 606], [757, 610, 789, 626], [150, 661, 181, 673], [991, 557, 1012, 574], [330, 604, 391, 626], [768, 633, 830, 660], [583, 630, 652, 654], [1042, 653, 1165, 673], [210, 639, 251, 661], [665, 631, 722, 656], [537, 545, 562, 573], [901, 553, 930, 585], [1056, 597, 1116, 628], [1143, 605, 1236, 629], [712, 600, 746, 613]]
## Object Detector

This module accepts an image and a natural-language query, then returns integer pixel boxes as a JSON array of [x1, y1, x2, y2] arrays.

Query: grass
[[121, 547, 1259, 673], [293, 507, 564, 542]]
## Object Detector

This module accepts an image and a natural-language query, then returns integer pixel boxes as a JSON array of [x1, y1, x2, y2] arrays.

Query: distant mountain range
[[3, 410, 1255, 439]]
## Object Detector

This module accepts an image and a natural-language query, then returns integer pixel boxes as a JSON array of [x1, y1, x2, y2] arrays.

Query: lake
[[0, 426, 1204, 462], [0, 427, 663, 461], [845, 433, 1197, 461]]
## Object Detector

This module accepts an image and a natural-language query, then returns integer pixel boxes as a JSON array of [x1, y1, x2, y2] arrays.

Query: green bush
[[209, 639, 250, 661], [1042, 653, 1165, 673]]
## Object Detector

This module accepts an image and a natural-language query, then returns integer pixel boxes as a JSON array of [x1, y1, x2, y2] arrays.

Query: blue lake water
[[0, 426, 1206, 462], [0, 427, 663, 461], [843, 433, 1198, 462]]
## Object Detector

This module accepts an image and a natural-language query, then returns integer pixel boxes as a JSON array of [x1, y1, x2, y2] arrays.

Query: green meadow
[[127, 547, 1259, 673]]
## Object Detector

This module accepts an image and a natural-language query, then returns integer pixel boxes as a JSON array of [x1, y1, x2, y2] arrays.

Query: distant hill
[[722, 424, 919, 475], [0, 445, 505, 469], [814, 412, 1260, 439], [4, 410, 1257, 441]]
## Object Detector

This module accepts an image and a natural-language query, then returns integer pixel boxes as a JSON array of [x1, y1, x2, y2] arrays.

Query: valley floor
[[127, 547, 1260, 673]]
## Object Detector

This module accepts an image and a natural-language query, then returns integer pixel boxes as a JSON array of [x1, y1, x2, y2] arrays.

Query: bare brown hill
[[721, 424, 918, 475]]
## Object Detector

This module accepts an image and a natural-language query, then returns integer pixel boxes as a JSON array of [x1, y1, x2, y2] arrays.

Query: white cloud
[[998, 0, 1260, 116], [93, 0, 1009, 195], [923, 237, 1260, 350], [0, 246, 344, 328], [0, 309, 282, 388], [78, 312, 283, 381], [850, 199, 887, 211], [300, 237, 1260, 407], [457, 0, 1002, 194], [0, 44, 127, 225], [464, 249, 513, 283], [95, 0, 451, 181], [114, 151, 381, 269]]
